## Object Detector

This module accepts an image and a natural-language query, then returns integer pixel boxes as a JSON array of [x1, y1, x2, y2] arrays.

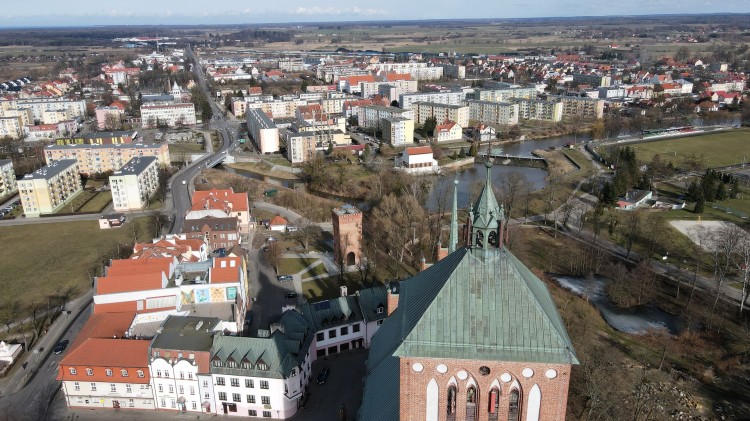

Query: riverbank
[[227, 161, 301, 180]]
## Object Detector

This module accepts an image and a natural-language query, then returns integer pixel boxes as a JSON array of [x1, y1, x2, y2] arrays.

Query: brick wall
[[399, 357, 571, 421]]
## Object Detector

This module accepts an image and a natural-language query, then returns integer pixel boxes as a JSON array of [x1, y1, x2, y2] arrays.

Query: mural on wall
[[195, 289, 210, 303], [226, 287, 237, 301], [210, 287, 224, 302], [181, 290, 195, 304]]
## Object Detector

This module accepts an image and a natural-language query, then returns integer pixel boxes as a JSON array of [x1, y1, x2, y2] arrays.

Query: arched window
[[488, 387, 500, 420], [488, 229, 498, 246], [446, 385, 457, 421], [426, 379, 438, 421], [466, 385, 478, 421], [527, 384, 541, 421], [475, 231, 484, 248], [508, 389, 521, 421]]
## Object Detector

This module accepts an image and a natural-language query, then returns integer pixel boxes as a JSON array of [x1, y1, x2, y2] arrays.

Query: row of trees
[[686, 170, 740, 213]]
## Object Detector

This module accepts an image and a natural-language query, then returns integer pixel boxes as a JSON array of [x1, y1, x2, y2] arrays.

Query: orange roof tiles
[[211, 266, 240, 284], [191, 188, 249, 212], [269, 215, 287, 226], [57, 339, 150, 383], [96, 273, 165, 295], [343, 75, 375, 85], [93, 301, 138, 314], [406, 146, 433, 155]]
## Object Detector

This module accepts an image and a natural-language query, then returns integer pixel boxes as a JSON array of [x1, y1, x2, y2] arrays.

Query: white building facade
[[109, 156, 159, 211]]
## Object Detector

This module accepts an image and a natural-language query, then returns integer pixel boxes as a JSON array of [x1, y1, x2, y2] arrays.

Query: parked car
[[277, 275, 293, 282], [317, 367, 330, 384], [53, 339, 69, 355], [285, 292, 298, 299]]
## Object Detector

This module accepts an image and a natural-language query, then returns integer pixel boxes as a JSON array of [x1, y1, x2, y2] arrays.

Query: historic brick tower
[[359, 160, 578, 421], [332, 204, 363, 267]]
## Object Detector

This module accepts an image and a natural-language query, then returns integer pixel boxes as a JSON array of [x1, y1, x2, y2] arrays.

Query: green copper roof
[[394, 247, 578, 363], [471, 160, 504, 231]]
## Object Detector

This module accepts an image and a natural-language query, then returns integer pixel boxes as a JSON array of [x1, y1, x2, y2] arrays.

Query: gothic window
[[446, 385, 457, 421], [508, 389, 521, 421], [475, 231, 484, 248], [426, 379, 438, 421], [466, 385, 478, 420], [488, 229, 499, 246], [488, 387, 500, 421]]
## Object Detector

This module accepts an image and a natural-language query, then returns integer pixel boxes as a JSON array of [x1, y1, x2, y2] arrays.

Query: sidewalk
[[0, 289, 93, 397]]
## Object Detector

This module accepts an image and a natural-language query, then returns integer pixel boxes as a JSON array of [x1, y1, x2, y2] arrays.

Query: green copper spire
[[448, 177, 459, 253], [471, 158, 503, 250]]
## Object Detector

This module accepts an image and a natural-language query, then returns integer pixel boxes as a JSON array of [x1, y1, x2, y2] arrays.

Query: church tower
[[360, 158, 578, 421]]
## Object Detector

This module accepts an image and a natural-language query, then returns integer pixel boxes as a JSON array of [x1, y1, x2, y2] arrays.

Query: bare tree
[[264, 241, 282, 273], [623, 209, 642, 259], [294, 218, 321, 250], [495, 172, 530, 221], [370, 194, 425, 263], [734, 234, 750, 313], [709, 223, 743, 310], [0, 301, 18, 332]]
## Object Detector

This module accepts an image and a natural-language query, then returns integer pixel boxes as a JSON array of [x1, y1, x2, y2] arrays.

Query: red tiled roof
[[93, 301, 137, 314], [406, 146, 433, 155], [96, 273, 164, 295], [269, 215, 287, 226], [343, 75, 375, 85], [57, 339, 150, 383], [191, 188, 249, 212]]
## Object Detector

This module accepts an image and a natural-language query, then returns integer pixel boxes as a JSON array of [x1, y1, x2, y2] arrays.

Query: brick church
[[359, 160, 578, 421]]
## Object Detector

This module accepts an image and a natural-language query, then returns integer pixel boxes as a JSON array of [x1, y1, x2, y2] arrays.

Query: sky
[[1, 0, 749, 27]]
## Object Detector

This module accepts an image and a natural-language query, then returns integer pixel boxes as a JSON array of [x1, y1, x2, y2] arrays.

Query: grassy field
[[277, 257, 319, 275], [78, 191, 112, 213], [302, 273, 370, 302], [228, 162, 300, 180], [301, 262, 328, 280], [168, 142, 204, 157], [0, 217, 156, 317], [626, 129, 750, 169]]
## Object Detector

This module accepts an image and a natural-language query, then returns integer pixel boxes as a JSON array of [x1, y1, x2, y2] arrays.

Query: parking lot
[[294, 348, 367, 421]]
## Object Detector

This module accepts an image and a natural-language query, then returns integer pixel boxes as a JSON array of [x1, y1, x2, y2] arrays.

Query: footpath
[[0, 289, 93, 396]]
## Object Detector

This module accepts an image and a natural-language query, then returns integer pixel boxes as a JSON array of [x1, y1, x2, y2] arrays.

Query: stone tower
[[359, 160, 578, 421], [332, 204, 363, 267]]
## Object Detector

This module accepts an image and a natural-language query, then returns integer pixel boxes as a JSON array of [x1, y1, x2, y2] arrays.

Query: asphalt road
[[169, 46, 239, 234]]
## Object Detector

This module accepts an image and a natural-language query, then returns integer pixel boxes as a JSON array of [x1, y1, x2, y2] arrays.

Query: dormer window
[[121, 369, 129, 377], [69, 368, 77, 375], [376, 305, 384, 315], [105, 369, 113, 376], [213, 360, 223, 367]]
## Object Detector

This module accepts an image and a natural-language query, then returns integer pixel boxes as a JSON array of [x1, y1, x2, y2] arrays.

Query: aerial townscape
[[1, 3, 750, 421]]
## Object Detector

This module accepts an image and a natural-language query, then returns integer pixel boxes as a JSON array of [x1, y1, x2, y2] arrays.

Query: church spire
[[470, 158, 503, 251], [448, 176, 459, 253]]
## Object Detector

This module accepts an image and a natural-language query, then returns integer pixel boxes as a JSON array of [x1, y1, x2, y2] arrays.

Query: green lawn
[[302, 273, 370, 302], [168, 142, 205, 159], [0, 217, 156, 318], [78, 191, 112, 213], [277, 257, 319, 276], [626, 129, 750, 169], [301, 262, 328, 280]]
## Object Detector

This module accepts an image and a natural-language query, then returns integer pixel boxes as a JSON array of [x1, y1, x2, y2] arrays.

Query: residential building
[[472, 123, 496, 142], [617, 189, 653, 210], [132, 235, 208, 263], [240, 99, 306, 119], [0, 115, 22, 139], [359, 162, 578, 421], [187, 188, 251, 234], [17, 159, 81, 217], [209, 310, 314, 419], [572, 73, 612, 87], [413, 102, 470, 128], [285, 132, 318, 164], [382, 117, 415, 147], [437, 64, 466, 79], [434, 120, 462, 142], [57, 312, 155, 411], [468, 100, 519, 126], [319, 95, 358, 115], [514, 99, 563, 122], [42, 108, 70, 125], [141, 103, 197, 128], [55, 130, 138, 145], [332, 204, 363, 267], [0, 159, 17, 198], [473, 87, 537, 103], [396, 146, 439, 174], [109, 157, 159, 211], [359, 80, 418, 99], [149, 316, 222, 413], [399, 91, 466, 110], [1, 97, 86, 122], [246, 109, 279, 154], [371, 63, 443, 80], [182, 216, 242, 252], [269, 215, 287, 232], [45, 143, 169, 175], [359, 106, 413, 130], [96, 106, 124, 130], [547, 95, 605, 119], [278, 59, 305, 72]]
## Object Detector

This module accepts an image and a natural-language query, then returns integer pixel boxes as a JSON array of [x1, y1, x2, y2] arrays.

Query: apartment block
[[359, 80, 418, 99], [141, 103, 197, 128], [359, 106, 414, 130], [513, 99, 563, 122], [547, 95, 605, 119], [467, 100, 519, 126], [472, 87, 537, 103], [0, 107, 32, 126], [399, 91, 466, 110], [285, 132, 318, 164], [243, 99, 306, 119], [45, 143, 170, 175], [0, 159, 17, 198], [109, 157, 159, 211], [42, 109, 70, 125], [2, 97, 86, 122], [17, 159, 82, 217], [96, 106, 124, 130], [246, 109, 279, 154], [572, 73, 612, 88], [55, 130, 138, 145], [371, 63, 443, 80], [413, 102, 470, 128], [182, 216, 241, 252], [0, 115, 22, 139], [437, 63, 466, 79], [382, 117, 415, 147]]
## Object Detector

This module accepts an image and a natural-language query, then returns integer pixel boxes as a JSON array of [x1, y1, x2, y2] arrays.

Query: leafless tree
[[495, 172, 531, 221], [709, 223, 744, 310], [264, 241, 283, 274], [294, 218, 321, 250], [370, 194, 425, 263], [623, 209, 642, 259], [734, 234, 750, 313]]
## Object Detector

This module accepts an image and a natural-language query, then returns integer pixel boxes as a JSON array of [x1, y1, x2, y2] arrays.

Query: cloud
[[289, 6, 389, 16]]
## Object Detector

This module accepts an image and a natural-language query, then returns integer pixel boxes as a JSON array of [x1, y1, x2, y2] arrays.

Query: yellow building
[[17, 159, 82, 217], [45, 143, 170, 175]]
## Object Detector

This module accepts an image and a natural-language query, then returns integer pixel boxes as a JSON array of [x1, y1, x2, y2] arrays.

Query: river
[[553, 274, 685, 335]]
